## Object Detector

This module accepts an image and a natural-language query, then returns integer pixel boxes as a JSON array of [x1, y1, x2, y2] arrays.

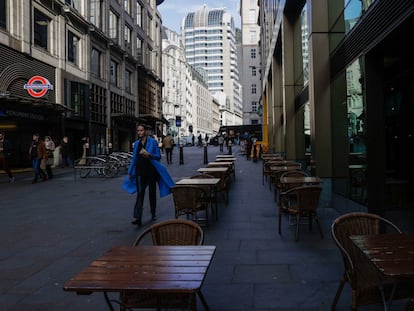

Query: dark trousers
[[165, 148, 173, 164], [46, 164, 53, 179], [134, 175, 157, 220], [219, 144, 224, 152], [32, 158, 46, 181], [0, 157, 13, 178]]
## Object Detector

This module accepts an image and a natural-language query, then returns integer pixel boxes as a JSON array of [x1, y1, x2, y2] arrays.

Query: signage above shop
[[24, 76, 53, 98]]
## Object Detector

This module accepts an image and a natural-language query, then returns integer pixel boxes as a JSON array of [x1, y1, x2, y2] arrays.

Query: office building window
[[251, 67, 256, 76], [110, 60, 118, 85], [91, 48, 101, 78], [251, 84, 257, 94], [251, 119, 259, 124], [136, 36, 143, 62], [250, 48, 256, 59], [251, 101, 257, 112], [65, 0, 77, 9], [90, 0, 102, 28], [0, 0, 6, 28], [124, 24, 132, 51], [249, 30, 257, 42], [124, 0, 131, 14], [249, 9, 256, 23], [147, 14, 152, 37], [34, 9, 49, 50], [136, 2, 142, 27], [125, 70, 131, 93], [67, 31, 79, 65], [109, 10, 119, 40]]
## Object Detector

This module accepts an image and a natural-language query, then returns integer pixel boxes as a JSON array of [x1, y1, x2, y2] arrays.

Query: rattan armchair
[[171, 185, 210, 226], [202, 170, 230, 206], [133, 219, 204, 246], [190, 174, 218, 219], [278, 185, 323, 241], [276, 170, 309, 203], [331, 212, 414, 310], [119, 219, 204, 310]]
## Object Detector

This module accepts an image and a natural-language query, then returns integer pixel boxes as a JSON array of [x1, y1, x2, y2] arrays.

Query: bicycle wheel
[[103, 164, 118, 178], [80, 168, 91, 178]]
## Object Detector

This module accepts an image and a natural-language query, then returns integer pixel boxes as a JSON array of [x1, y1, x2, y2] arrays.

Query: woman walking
[[127, 124, 174, 226]]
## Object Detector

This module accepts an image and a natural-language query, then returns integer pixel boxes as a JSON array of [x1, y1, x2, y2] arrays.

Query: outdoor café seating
[[171, 185, 211, 226], [278, 185, 323, 241], [331, 212, 414, 310], [119, 219, 204, 310], [276, 170, 309, 203]]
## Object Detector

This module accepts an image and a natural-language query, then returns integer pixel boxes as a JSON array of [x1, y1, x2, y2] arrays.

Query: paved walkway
[[0, 145, 407, 310]]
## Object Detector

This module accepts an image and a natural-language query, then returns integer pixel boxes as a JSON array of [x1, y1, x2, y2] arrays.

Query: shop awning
[[0, 93, 72, 113]]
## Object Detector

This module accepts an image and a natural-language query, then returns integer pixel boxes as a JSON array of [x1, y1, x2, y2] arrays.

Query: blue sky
[[158, 0, 241, 34]]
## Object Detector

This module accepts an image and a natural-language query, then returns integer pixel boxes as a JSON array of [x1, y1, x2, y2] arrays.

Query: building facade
[[258, 0, 414, 217], [0, 0, 163, 167], [240, 0, 262, 125], [181, 5, 243, 127]]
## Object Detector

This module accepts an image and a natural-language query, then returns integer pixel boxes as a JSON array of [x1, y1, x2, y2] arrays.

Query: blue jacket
[[127, 136, 175, 197]]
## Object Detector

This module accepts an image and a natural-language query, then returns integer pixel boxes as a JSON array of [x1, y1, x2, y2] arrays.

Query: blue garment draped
[[125, 136, 175, 197]]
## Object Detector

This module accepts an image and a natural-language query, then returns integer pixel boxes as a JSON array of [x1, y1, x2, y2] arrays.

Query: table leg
[[103, 292, 115, 311], [377, 275, 398, 311], [197, 290, 210, 311]]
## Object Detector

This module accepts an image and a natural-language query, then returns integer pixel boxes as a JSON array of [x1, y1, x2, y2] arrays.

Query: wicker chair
[[171, 185, 210, 226], [202, 170, 230, 206], [278, 185, 323, 241], [119, 219, 204, 310], [331, 212, 414, 310], [133, 218, 204, 246], [276, 170, 309, 203], [190, 174, 218, 219], [270, 162, 302, 193]]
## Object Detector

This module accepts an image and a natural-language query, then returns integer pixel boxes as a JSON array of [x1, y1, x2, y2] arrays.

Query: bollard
[[179, 144, 184, 165], [203, 143, 208, 164], [228, 141, 232, 155]]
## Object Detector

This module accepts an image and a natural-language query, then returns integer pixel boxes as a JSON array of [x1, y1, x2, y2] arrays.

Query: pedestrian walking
[[60, 136, 73, 168], [162, 133, 174, 164], [127, 124, 174, 226], [218, 135, 225, 152], [44, 136, 55, 179], [28, 133, 47, 183], [0, 131, 15, 182]]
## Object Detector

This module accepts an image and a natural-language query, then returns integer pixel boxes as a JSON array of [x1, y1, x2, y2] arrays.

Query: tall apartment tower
[[181, 5, 243, 126], [240, 0, 262, 125]]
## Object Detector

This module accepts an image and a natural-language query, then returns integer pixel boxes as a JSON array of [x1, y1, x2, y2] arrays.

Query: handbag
[[122, 175, 137, 194], [40, 159, 47, 170], [47, 158, 54, 165]]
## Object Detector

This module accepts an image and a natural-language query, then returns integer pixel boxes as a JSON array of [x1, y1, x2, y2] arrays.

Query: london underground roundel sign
[[24, 76, 53, 98]]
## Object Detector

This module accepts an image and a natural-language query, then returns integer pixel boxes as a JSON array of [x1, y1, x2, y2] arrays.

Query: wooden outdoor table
[[63, 245, 216, 311], [176, 178, 221, 186], [215, 157, 236, 162], [279, 176, 321, 185], [269, 166, 300, 172], [350, 233, 414, 310], [208, 162, 233, 166], [176, 178, 221, 219], [197, 167, 228, 173]]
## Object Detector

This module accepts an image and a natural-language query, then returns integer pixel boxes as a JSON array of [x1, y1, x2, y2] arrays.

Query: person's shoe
[[9, 177, 15, 183], [151, 215, 157, 221], [42, 176, 48, 181], [131, 219, 142, 226]]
